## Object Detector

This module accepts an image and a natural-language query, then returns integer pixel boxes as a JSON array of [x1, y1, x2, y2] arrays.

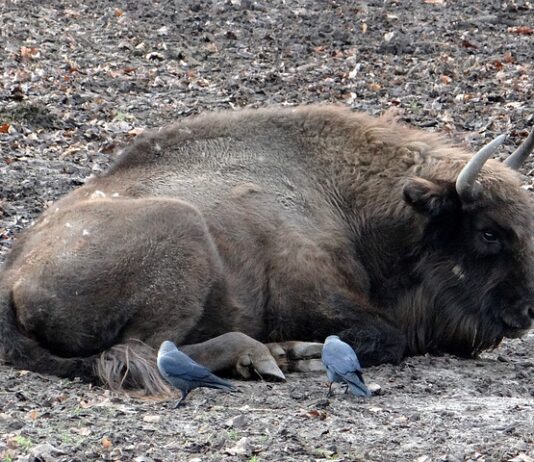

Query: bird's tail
[[206, 375, 237, 392], [343, 372, 371, 397]]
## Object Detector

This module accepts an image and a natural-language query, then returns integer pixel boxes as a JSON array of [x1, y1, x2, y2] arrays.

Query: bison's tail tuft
[[96, 339, 172, 395]]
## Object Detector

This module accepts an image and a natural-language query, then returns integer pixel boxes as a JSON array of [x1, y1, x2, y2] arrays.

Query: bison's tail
[[0, 282, 170, 395], [96, 340, 172, 395]]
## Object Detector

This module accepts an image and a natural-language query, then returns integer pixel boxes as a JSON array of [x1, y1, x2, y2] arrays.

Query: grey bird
[[321, 335, 371, 398], [157, 340, 236, 407]]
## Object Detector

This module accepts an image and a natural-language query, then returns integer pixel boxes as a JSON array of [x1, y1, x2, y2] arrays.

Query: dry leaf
[[79, 400, 92, 409], [307, 409, 327, 420], [439, 75, 452, 84], [28, 410, 39, 420], [0, 123, 10, 134], [503, 51, 514, 63], [492, 60, 504, 71], [20, 46, 40, 59], [204, 42, 219, 53], [384, 32, 395, 43], [509, 454, 534, 462], [508, 26, 533, 35], [462, 39, 478, 49], [64, 9, 81, 18], [114, 8, 124, 17], [128, 127, 145, 137], [369, 82, 381, 91], [71, 427, 92, 436], [101, 436, 112, 449]]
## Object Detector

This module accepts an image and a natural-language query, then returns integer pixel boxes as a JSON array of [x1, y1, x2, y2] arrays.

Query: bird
[[157, 340, 236, 407], [321, 335, 371, 398]]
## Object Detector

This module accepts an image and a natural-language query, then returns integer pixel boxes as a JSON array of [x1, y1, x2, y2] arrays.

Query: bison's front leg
[[336, 313, 407, 366], [266, 341, 325, 373], [180, 332, 286, 381]]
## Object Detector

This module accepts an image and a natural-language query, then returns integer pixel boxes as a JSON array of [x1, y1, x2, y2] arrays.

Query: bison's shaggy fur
[[1, 105, 533, 392]]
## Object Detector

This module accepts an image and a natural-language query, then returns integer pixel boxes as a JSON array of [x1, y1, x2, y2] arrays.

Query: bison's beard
[[393, 257, 516, 358]]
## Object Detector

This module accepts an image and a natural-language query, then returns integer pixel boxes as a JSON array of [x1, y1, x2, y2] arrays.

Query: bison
[[1, 105, 533, 394]]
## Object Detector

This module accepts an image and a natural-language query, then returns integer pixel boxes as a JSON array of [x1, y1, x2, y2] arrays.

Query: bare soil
[[0, 1, 533, 461]]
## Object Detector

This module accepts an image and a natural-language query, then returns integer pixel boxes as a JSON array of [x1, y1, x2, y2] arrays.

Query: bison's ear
[[403, 177, 458, 217]]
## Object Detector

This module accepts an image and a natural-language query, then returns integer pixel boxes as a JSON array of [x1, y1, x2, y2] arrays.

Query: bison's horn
[[456, 134, 507, 201], [503, 127, 534, 170]]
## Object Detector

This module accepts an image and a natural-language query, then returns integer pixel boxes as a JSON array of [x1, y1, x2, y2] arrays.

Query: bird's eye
[[481, 229, 498, 243]]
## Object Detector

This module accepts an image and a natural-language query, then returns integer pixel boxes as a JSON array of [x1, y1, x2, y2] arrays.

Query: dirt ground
[[0, 0, 533, 461]]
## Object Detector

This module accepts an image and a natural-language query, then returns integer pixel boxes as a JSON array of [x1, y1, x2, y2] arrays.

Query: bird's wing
[[159, 351, 235, 390], [322, 342, 359, 376], [158, 352, 217, 381]]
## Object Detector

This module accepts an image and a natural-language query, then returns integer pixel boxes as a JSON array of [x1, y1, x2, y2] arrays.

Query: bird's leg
[[326, 382, 334, 398], [172, 392, 188, 408]]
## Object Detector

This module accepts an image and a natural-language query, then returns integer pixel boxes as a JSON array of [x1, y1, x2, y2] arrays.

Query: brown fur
[[1, 105, 532, 393]]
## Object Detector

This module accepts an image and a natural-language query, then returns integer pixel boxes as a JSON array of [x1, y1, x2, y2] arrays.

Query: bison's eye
[[481, 229, 499, 243]]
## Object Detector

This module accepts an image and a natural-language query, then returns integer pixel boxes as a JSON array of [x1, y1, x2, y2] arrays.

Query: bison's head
[[400, 127, 534, 357]]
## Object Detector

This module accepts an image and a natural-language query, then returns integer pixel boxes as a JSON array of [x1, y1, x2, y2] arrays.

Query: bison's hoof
[[287, 358, 325, 373], [287, 342, 323, 360], [235, 354, 286, 382]]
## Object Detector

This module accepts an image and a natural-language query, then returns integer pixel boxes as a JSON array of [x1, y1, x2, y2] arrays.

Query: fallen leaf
[[307, 409, 327, 420], [64, 9, 81, 18], [128, 127, 145, 137], [204, 42, 219, 53], [503, 51, 514, 63], [384, 31, 395, 43], [0, 123, 10, 134], [369, 406, 384, 413], [79, 400, 92, 409], [439, 75, 452, 84], [508, 26, 533, 35], [20, 46, 40, 59], [114, 8, 124, 17], [369, 82, 381, 91], [225, 437, 252, 457], [71, 427, 92, 436], [28, 410, 39, 420], [101, 436, 112, 449], [492, 60, 504, 71], [509, 454, 534, 462], [462, 39, 478, 49], [415, 456, 432, 462]]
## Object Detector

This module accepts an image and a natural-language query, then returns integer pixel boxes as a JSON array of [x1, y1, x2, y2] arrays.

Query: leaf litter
[[0, 0, 533, 461]]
